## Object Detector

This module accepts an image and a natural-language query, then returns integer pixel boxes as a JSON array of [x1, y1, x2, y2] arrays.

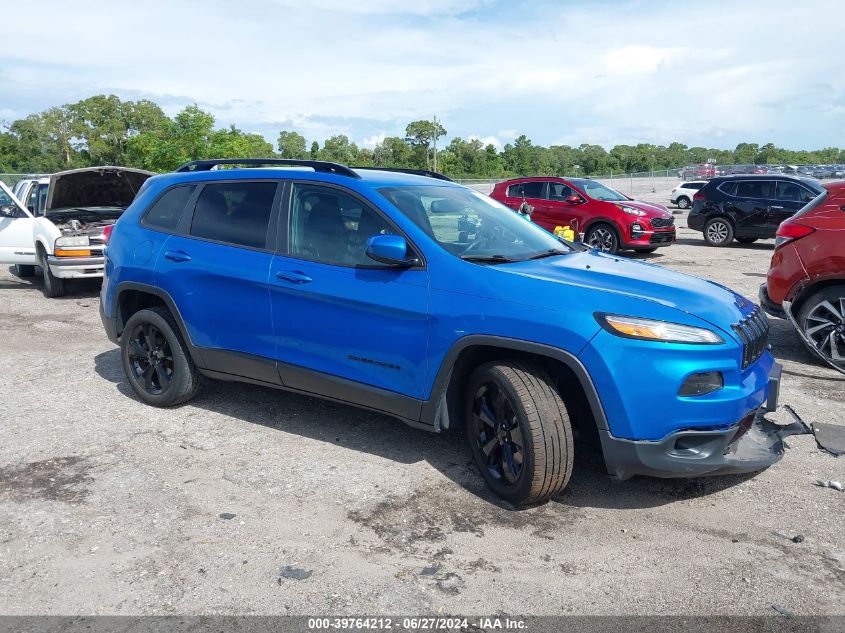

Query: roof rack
[[174, 158, 361, 179], [351, 167, 453, 182]]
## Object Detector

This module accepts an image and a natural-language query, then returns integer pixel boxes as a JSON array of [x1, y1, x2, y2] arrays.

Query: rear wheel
[[465, 361, 574, 507], [585, 223, 620, 254], [121, 307, 203, 406], [676, 196, 691, 209], [735, 237, 758, 244], [797, 285, 845, 370], [703, 217, 734, 247], [39, 250, 66, 298], [12, 264, 36, 277]]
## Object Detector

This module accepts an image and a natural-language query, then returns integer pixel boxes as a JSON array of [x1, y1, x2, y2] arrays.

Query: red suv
[[761, 180, 845, 371], [491, 177, 676, 254]]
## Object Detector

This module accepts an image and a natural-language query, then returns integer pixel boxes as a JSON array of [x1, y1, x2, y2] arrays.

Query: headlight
[[619, 205, 646, 216], [596, 313, 724, 344], [56, 235, 90, 247]]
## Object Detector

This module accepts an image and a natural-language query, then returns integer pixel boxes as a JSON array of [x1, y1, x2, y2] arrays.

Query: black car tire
[[796, 285, 845, 370], [676, 196, 691, 209], [12, 264, 36, 277], [735, 237, 758, 244], [585, 223, 621, 254], [703, 217, 734, 247], [465, 361, 574, 507], [39, 250, 66, 298], [121, 307, 203, 407]]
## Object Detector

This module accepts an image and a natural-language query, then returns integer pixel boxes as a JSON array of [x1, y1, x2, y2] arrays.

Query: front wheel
[[39, 251, 66, 298], [676, 196, 690, 209], [797, 285, 845, 370], [584, 223, 620, 254], [121, 307, 203, 406], [703, 217, 734, 247], [465, 361, 574, 507]]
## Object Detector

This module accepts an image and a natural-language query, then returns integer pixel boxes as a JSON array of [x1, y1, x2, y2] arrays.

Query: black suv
[[687, 175, 825, 246]]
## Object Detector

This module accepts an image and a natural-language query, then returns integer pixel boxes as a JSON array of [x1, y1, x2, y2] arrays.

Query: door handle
[[769, 205, 784, 210], [164, 250, 191, 262], [276, 270, 312, 284]]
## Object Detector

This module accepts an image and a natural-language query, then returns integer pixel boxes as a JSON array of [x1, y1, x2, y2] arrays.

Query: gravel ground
[[0, 203, 843, 617]]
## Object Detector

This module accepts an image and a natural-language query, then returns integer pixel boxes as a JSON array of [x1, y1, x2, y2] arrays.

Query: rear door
[[154, 180, 281, 382], [503, 181, 546, 217], [0, 185, 37, 265], [732, 180, 775, 237]]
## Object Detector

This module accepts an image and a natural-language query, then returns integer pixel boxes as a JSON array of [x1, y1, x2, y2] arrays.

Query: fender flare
[[420, 335, 610, 431]]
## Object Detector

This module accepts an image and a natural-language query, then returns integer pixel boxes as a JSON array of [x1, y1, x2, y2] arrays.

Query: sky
[[1, 0, 843, 151]]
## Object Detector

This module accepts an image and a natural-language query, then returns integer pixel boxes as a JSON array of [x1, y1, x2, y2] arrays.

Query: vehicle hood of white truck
[[46, 166, 154, 220]]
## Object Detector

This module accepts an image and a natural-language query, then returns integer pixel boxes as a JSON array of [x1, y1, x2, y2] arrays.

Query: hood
[[616, 199, 673, 219], [46, 166, 153, 213], [502, 250, 754, 332]]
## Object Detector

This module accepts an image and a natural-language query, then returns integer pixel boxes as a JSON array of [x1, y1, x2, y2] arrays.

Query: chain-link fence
[[0, 173, 50, 193]]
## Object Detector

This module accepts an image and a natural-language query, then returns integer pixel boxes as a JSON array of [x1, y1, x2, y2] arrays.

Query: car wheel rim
[[127, 323, 174, 395], [707, 221, 729, 243], [472, 382, 524, 486], [588, 228, 616, 252], [805, 298, 845, 365], [679, 199, 689, 208]]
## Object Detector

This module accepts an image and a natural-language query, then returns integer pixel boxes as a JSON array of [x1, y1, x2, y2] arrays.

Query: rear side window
[[735, 180, 773, 198], [143, 185, 196, 231], [189, 182, 277, 249], [717, 181, 737, 196], [507, 182, 544, 198]]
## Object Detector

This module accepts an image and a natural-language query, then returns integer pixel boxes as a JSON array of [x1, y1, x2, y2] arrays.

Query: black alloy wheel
[[126, 322, 174, 395], [471, 381, 525, 486]]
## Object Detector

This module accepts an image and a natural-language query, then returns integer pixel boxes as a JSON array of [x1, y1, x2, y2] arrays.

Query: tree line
[[1, 94, 842, 178]]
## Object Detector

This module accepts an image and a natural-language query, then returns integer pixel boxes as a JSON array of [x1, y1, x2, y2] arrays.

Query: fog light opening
[[679, 371, 724, 396]]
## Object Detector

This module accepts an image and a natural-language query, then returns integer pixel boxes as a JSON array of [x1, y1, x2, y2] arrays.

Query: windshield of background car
[[379, 186, 570, 261], [575, 180, 628, 201]]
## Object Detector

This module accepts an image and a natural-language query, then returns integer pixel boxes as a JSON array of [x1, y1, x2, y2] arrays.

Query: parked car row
[[678, 164, 845, 181]]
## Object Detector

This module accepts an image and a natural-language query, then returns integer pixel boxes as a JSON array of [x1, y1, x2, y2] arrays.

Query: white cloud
[[361, 132, 388, 148], [468, 134, 502, 149]]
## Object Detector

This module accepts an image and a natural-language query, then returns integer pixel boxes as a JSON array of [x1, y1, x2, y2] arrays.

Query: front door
[[269, 182, 429, 405], [154, 180, 280, 382], [0, 185, 37, 265], [545, 181, 588, 233], [768, 181, 818, 232]]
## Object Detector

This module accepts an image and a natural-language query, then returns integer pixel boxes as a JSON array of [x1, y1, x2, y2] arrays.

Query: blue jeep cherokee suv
[[101, 159, 785, 506]]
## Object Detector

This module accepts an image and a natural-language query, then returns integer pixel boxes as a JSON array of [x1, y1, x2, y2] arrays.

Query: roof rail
[[174, 158, 361, 179], [351, 166, 454, 182]]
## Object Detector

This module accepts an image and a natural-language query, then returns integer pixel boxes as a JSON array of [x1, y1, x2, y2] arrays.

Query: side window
[[507, 182, 544, 199], [548, 182, 574, 200], [289, 184, 396, 266], [35, 184, 49, 215], [189, 182, 276, 249], [0, 189, 26, 218], [143, 185, 196, 231], [776, 181, 816, 203], [735, 180, 772, 198], [685, 182, 704, 190], [718, 181, 737, 196]]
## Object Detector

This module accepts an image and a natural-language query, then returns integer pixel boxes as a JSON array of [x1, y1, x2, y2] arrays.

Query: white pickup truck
[[0, 166, 153, 297]]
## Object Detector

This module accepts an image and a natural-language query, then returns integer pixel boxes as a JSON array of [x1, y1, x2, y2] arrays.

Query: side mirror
[[0, 205, 17, 218], [565, 195, 583, 204], [365, 234, 417, 267]]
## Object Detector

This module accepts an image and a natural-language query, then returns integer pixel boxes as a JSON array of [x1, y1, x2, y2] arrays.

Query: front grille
[[649, 231, 676, 244], [651, 217, 675, 228], [732, 307, 769, 368]]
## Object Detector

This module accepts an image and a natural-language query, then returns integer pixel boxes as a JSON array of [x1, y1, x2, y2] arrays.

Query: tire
[[39, 250, 66, 298], [584, 223, 620, 254], [735, 237, 758, 244], [676, 196, 691, 209], [796, 285, 845, 370], [121, 307, 203, 407], [12, 264, 36, 277], [465, 361, 574, 507], [703, 217, 734, 247]]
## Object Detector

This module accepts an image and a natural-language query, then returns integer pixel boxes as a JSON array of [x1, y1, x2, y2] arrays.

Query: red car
[[761, 180, 845, 372], [491, 177, 676, 254]]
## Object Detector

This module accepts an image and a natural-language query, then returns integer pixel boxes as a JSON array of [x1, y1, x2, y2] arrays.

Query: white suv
[[0, 166, 152, 297], [670, 181, 707, 209]]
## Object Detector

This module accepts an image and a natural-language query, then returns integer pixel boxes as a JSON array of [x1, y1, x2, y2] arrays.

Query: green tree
[[277, 130, 307, 159], [127, 104, 216, 171], [404, 119, 447, 169], [310, 141, 320, 160], [320, 134, 358, 164]]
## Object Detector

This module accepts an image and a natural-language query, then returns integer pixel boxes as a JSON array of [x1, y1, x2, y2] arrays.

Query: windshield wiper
[[460, 254, 516, 264], [526, 248, 569, 260]]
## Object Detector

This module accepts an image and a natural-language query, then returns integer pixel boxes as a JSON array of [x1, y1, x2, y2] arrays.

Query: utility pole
[[432, 115, 439, 172]]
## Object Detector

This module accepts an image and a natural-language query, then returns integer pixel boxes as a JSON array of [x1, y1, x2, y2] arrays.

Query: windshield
[[379, 186, 571, 262], [572, 180, 629, 201]]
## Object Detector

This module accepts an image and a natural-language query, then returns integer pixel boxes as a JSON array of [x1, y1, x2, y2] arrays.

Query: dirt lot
[[0, 213, 843, 616]]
